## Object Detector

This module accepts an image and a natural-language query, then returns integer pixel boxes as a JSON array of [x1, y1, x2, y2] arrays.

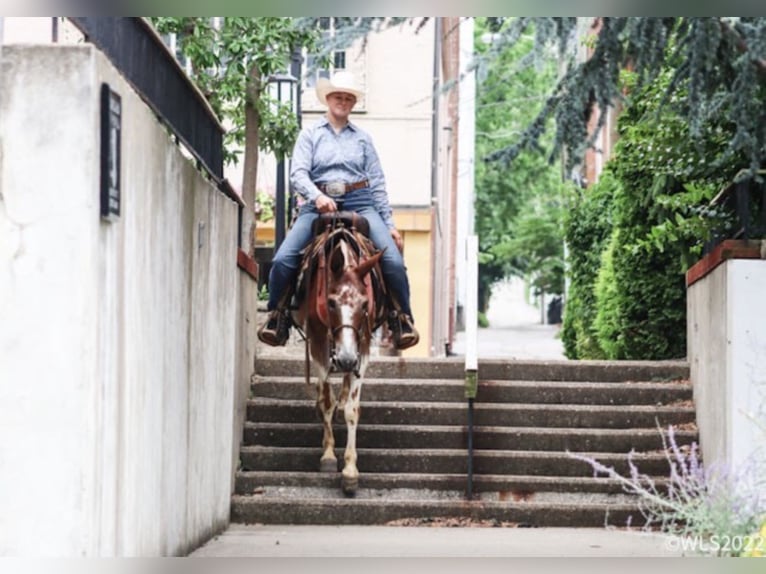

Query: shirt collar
[[319, 116, 357, 132]]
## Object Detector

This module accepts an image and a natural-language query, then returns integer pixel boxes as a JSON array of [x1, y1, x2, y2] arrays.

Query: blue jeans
[[267, 189, 414, 319]]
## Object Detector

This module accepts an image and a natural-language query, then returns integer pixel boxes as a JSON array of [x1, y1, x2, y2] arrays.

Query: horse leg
[[341, 372, 363, 495], [316, 375, 338, 473], [336, 374, 351, 423]]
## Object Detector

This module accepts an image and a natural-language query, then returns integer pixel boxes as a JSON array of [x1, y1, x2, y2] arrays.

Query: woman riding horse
[[257, 71, 419, 351]]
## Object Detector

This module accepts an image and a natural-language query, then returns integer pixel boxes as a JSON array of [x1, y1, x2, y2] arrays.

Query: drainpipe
[[430, 17, 441, 357], [431, 18, 441, 205]]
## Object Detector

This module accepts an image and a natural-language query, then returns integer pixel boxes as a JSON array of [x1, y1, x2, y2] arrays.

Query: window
[[304, 17, 346, 89]]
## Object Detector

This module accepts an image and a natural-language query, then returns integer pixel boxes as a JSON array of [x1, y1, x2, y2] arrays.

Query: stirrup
[[389, 311, 419, 351]]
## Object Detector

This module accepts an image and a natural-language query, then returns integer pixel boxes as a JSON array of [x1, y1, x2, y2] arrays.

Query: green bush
[[593, 231, 622, 358], [561, 170, 617, 359], [563, 62, 745, 361]]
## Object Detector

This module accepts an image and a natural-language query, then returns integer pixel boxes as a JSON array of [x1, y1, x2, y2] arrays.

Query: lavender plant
[[569, 425, 766, 556]]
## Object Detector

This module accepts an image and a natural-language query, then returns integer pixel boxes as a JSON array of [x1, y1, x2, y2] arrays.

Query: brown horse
[[291, 213, 385, 495]]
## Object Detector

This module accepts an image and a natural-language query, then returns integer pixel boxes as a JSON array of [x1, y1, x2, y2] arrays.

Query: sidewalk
[[452, 278, 566, 361], [190, 524, 681, 557]]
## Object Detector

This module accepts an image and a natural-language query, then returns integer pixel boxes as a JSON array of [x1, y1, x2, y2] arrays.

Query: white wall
[[455, 17, 476, 327], [688, 257, 766, 472], [0, 45, 240, 556], [1, 17, 53, 43]]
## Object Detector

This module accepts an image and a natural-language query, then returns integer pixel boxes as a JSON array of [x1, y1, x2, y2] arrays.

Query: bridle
[[329, 316, 368, 377], [300, 215, 379, 385], [326, 250, 372, 377]]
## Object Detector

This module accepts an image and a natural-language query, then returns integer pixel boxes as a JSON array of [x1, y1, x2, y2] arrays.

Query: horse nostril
[[335, 352, 359, 373]]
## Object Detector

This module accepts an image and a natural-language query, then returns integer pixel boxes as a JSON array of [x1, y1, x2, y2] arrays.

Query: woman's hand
[[390, 228, 404, 253], [315, 194, 337, 213]]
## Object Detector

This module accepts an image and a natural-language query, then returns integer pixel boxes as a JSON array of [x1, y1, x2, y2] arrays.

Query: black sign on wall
[[100, 83, 121, 220]]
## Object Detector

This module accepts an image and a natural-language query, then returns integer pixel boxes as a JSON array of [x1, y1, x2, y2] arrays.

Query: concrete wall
[[688, 258, 766, 471], [0, 45, 240, 556]]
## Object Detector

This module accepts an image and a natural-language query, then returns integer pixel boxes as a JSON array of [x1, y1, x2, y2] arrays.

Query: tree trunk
[[241, 66, 261, 258]]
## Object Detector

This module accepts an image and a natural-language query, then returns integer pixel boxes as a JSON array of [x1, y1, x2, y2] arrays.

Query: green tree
[[150, 17, 323, 255], [564, 53, 746, 360], [473, 17, 566, 312], [323, 17, 766, 182], [490, 198, 565, 297], [480, 17, 766, 183]]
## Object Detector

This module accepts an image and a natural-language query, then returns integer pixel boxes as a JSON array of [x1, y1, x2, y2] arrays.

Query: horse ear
[[355, 248, 385, 280]]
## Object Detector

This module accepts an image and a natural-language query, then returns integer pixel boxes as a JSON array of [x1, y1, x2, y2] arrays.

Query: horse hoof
[[341, 475, 358, 496], [320, 458, 338, 473]]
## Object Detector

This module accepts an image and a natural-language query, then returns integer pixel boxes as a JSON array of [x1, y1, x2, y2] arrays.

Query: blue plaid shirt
[[290, 116, 394, 229]]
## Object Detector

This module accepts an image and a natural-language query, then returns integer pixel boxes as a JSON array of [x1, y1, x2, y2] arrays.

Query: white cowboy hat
[[316, 71, 364, 105]]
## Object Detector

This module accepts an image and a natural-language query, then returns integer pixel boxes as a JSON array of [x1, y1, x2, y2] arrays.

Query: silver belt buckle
[[325, 181, 346, 197]]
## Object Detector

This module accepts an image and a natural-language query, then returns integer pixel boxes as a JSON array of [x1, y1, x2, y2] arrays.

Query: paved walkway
[[190, 524, 681, 557], [452, 278, 566, 361]]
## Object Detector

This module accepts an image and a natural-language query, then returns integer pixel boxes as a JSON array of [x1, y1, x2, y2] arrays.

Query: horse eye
[[362, 300, 369, 311], [327, 298, 337, 310]]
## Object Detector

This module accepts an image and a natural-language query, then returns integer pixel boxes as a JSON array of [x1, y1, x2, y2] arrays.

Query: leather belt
[[316, 180, 369, 197]]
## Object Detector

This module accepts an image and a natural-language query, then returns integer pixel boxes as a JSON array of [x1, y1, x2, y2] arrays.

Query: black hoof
[[341, 475, 358, 496], [320, 458, 338, 473]]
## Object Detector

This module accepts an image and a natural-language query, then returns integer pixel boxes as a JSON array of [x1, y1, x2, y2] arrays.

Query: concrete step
[[230, 493, 641, 527], [255, 356, 689, 382], [240, 446, 672, 476], [252, 377, 693, 405], [235, 470, 670, 495], [244, 422, 698, 452], [246, 398, 696, 428]]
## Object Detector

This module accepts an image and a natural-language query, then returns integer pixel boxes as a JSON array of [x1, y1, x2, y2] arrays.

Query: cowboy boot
[[388, 310, 419, 350], [258, 308, 291, 346]]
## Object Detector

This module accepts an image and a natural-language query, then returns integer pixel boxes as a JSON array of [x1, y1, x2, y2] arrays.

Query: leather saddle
[[310, 211, 370, 237]]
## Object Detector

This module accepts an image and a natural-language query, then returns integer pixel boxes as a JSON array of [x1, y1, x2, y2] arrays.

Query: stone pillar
[[687, 240, 766, 471]]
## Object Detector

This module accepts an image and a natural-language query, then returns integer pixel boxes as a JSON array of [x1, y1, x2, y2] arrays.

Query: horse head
[[326, 242, 385, 375]]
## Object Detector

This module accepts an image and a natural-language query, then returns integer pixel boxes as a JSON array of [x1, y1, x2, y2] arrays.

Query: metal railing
[[70, 17, 225, 182], [69, 17, 245, 247], [704, 170, 766, 255]]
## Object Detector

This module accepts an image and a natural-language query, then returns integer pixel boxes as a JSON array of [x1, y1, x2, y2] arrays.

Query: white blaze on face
[[338, 291, 357, 356]]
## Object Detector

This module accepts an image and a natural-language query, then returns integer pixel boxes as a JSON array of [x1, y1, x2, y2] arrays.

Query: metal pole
[[275, 158, 286, 250], [288, 46, 302, 228], [271, 73, 297, 251], [465, 234, 479, 500]]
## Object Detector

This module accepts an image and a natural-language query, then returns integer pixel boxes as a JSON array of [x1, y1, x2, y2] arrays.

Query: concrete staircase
[[232, 356, 695, 527]]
